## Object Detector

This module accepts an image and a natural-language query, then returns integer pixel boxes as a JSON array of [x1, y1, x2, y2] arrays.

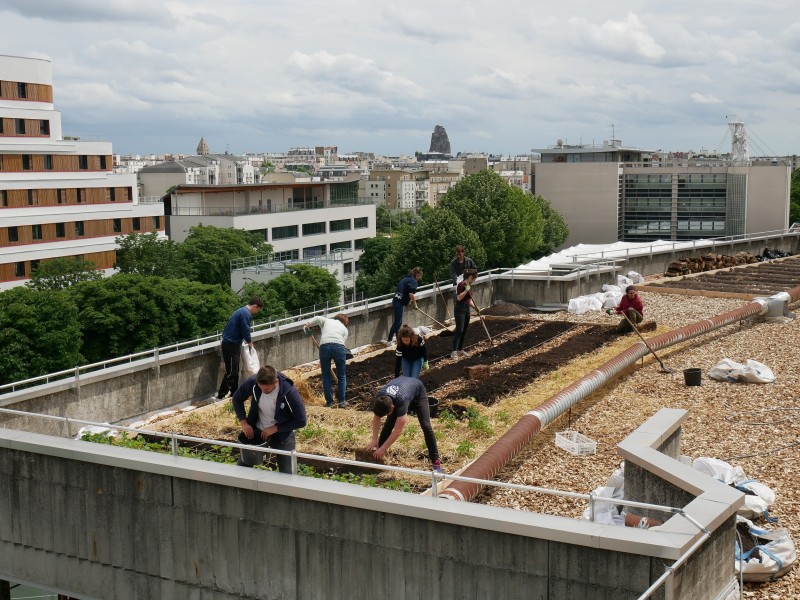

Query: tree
[[439, 169, 544, 268], [365, 209, 487, 296], [0, 287, 83, 384], [376, 205, 417, 234], [265, 264, 341, 312], [791, 169, 800, 226], [179, 225, 272, 287], [533, 195, 569, 257], [26, 256, 102, 291], [115, 232, 195, 279], [239, 282, 286, 321], [356, 236, 397, 297], [68, 274, 238, 363]]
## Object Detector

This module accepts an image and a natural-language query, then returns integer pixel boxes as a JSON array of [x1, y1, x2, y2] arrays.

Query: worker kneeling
[[369, 376, 443, 473], [609, 285, 644, 333]]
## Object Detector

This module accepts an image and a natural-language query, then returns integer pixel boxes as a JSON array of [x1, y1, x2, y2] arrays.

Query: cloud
[[690, 93, 722, 105], [565, 13, 666, 63], [0, 0, 176, 24]]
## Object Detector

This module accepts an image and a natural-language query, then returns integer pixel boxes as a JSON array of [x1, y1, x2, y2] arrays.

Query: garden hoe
[[433, 275, 453, 322], [474, 303, 494, 346], [415, 305, 454, 337], [620, 311, 673, 374]]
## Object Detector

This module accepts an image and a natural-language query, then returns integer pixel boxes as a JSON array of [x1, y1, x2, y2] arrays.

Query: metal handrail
[[0, 406, 697, 524]]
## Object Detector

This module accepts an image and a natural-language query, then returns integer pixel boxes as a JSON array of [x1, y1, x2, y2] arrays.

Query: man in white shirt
[[304, 313, 350, 407]]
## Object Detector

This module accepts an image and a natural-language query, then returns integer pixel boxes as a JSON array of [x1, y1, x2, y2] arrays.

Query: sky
[[1, 0, 798, 157]]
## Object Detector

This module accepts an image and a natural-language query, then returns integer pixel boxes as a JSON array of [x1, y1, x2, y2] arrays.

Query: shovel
[[620, 311, 673, 374], [473, 303, 494, 346]]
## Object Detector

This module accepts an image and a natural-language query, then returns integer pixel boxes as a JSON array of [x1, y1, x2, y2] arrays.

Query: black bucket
[[408, 396, 440, 417], [683, 368, 701, 386]]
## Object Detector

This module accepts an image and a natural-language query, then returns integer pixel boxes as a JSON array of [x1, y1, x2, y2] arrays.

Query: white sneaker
[[450, 351, 459, 359], [459, 350, 469, 358]]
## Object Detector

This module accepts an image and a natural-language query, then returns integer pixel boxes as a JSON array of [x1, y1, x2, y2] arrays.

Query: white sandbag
[[601, 284, 622, 293], [567, 295, 603, 315], [414, 325, 432, 337], [693, 456, 776, 520], [707, 358, 775, 383], [735, 516, 797, 582], [617, 274, 633, 288], [627, 271, 645, 284], [241, 343, 260, 378], [581, 486, 625, 526]]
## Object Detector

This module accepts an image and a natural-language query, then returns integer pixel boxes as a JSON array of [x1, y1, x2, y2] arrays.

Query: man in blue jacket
[[214, 296, 263, 401], [232, 365, 307, 473]]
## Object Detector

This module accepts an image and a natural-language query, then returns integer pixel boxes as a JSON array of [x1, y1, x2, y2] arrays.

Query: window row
[[0, 153, 111, 173], [268, 217, 368, 241], [0, 118, 50, 137], [1, 187, 132, 208], [0, 80, 53, 102], [1, 216, 161, 246], [0, 249, 116, 282]]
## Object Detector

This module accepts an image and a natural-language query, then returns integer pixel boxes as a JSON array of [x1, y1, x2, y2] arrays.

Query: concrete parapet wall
[[0, 414, 743, 600]]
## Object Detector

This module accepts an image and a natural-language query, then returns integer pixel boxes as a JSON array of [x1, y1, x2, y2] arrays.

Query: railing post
[[431, 471, 439, 497], [589, 493, 595, 521], [291, 450, 298, 475], [171, 433, 178, 456], [64, 416, 71, 439]]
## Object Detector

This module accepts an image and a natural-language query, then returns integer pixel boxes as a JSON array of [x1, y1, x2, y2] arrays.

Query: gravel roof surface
[[481, 290, 800, 599]]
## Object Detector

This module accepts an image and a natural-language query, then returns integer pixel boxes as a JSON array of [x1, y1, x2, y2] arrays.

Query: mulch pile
[[481, 302, 532, 317]]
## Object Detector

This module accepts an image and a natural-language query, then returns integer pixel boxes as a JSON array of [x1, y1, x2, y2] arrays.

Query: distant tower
[[729, 121, 749, 165], [197, 136, 209, 156]]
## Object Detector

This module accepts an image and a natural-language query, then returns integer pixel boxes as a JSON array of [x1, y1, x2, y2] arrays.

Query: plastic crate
[[555, 430, 597, 456]]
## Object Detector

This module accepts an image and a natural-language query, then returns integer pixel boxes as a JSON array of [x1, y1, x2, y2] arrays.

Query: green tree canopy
[[439, 169, 543, 268], [26, 256, 102, 291], [791, 169, 800, 226], [264, 264, 341, 312], [533, 195, 569, 257], [375, 205, 418, 234], [179, 225, 272, 287], [115, 232, 195, 279], [0, 287, 83, 384], [68, 274, 238, 363]]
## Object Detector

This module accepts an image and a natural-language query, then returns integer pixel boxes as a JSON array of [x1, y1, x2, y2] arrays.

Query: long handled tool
[[620, 311, 673, 374], [433, 275, 453, 322], [415, 305, 453, 336], [473, 303, 494, 346]]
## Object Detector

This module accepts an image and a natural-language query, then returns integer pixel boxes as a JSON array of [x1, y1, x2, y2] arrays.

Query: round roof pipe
[[440, 287, 800, 502]]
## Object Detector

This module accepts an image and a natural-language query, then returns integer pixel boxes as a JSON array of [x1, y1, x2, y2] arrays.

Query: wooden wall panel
[[0, 82, 52, 102]]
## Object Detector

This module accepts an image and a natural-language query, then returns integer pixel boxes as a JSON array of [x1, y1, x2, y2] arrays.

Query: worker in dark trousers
[[214, 296, 263, 401]]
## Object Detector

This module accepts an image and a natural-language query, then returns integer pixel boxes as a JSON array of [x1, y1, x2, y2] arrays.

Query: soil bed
[[307, 318, 619, 411]]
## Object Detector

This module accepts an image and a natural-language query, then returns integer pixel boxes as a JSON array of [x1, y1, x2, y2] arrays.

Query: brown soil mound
[[481, 302, 532, 316]]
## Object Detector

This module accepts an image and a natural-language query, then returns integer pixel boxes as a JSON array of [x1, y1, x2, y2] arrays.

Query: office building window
[[30, 260, 39, 274], [275, 249, 299, 261], [32, 224, 42, 240], [354, 217, 368, 229], [15, 262, 25, 277], [354, 238, 365, 250], [151, 216, 160, 229], [75, 221, 85, 236], [57, 189, 64, 204], [132, 217, 140, 230], [1, 190, 7, 207], [113, 219, 122, 233], [16, 119, 25, 134], [79, 155, 88, 170], [22, 154, 31, 170], [106, 188, 115, 202], [330, 241, 351, 252], [8, 226, 19, 242], [17, 82, 27, 99], [303, 245, 326, 258], [40, 120, 49, 135], [329, 218, 351, 232], [0, 117, 4, 134], [344, 262, 353, 274], [44, 155, 53, 170], [302, 222, 326, 236], [55, 222, 65, 238], [78, 188, 86, 203], [27, 189, 36, 205], [272, 225, 298, 240], [99, 155, 107, 170]]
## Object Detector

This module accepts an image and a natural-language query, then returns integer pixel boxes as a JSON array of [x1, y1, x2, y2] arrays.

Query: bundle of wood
[[664, 252, 756, 277]]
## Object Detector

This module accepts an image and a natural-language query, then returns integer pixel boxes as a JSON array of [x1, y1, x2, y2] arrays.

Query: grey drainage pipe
[[440, 287, 800, 502]]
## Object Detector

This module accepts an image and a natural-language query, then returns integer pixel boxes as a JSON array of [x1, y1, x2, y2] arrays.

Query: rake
[[620, 311, 673, 374]]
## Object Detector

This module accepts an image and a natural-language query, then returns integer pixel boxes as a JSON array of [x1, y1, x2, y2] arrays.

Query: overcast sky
[[1, 0, 797, 157]]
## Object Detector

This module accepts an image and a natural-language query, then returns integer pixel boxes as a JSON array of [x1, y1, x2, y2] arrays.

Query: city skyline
[[1, 1, 797, 157]]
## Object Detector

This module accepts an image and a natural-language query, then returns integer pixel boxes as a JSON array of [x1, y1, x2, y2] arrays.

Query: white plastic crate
[[555, 430, 597, 456]]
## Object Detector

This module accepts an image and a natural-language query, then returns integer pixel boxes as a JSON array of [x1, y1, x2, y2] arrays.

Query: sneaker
[[450, 351, 459, 359], [458, 350, 469, 358], [432, 459, 444, 474], [338, 401, 349, 408]]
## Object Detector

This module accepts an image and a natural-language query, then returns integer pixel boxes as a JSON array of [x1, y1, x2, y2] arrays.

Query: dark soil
[[306, 318, 618, 412]]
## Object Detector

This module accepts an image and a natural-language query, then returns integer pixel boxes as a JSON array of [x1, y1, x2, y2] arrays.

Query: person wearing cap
[[232, 365, 307, 473], [369, 375, 442, 472], [608, 285, 644, 333]]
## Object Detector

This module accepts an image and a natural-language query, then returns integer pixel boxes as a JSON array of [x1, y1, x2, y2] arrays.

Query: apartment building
[[166, 179, 375, 271], [0, 55, 164, 290], [532, 138, 790, 247]]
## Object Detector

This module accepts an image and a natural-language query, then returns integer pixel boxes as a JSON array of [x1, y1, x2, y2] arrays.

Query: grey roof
[[139, 161, 188, 174]]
